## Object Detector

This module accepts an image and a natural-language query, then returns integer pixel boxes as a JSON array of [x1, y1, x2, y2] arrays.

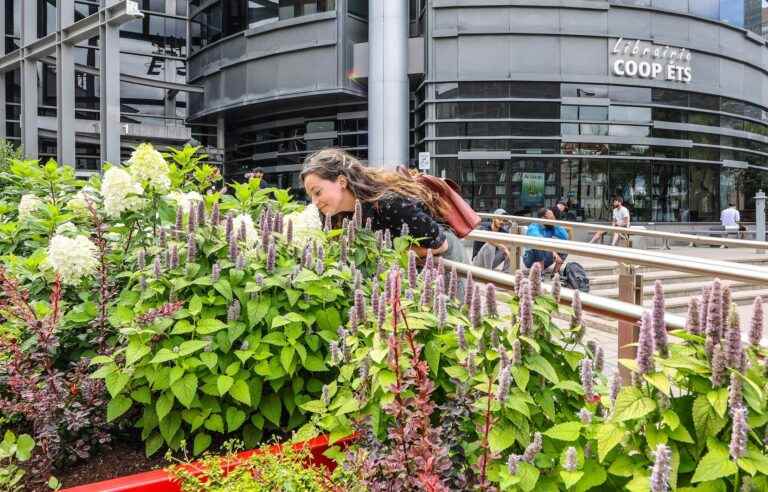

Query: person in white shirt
[[721, 203, 740, 227], [590, 196, 631, 246]]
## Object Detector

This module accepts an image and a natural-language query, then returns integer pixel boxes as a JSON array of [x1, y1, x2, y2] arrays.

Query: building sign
[[521, 172, 545, 207], [418, 152, 431, 171], [610, 37, 692, 84]]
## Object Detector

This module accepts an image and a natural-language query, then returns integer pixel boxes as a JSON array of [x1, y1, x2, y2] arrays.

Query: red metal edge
[[61, 434, 355, 492]]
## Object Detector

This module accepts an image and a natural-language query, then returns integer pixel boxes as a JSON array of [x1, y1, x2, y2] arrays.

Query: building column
[[100, 0, 122, 165], [57, 0, 76, 166], [0, 0, 6, 140], [367, 0, 409, 169], [21, 0, 38, 159]]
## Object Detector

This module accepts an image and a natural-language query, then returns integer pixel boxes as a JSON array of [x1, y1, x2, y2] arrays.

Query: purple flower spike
[[652, 280, 668, 357], [354, 269, 362, 293], [722, 286, 733, 330], [225, 214, 234, 242], [374, 230, 383, 249], [485, 284, 498, 318], [707, 280, 724, 349], [266, 240, 276, 273], [595, 346, 604, 372], [355, 289, 366, 325], [529, 263, 542, 297], [377, 293, 386, 333], [211, 262, 221, 282], [175, 205, 183, 232], [159, 227, 167, 247], [425, 249, 435, 272], [700, 285, 711, 334], [408, 251, 418, 288], [388, 267, 402, 304], [685, 296, 701, 336], [636, 312, 655, 375], [238, 219, 247, 242], [514, 270, 524, 297], [371, 281, 380, 315], [519, 279, 533, 336], [170, 245, 179, 269], [363, 217, 371, 232], [729, 372, 743, 411], [749, 296, 764, 347], [511, 340, 522, 365], [228, 233, 239, 262], [383, 229, 391, 249], [227, 300, 241, 322], [571, 290, 583, 330], [137, 250, 146, 269], [469, 285, 482, 329], [650, 444, 672, 492], [496, 365, 511, 403], [153, 256, 162, 279], [421, 267, 434, 309], [725, 308, 743, 369], [323, 213, 332, 233], [211, 202, 220, 226], [187, 233, 197, 263], [400, 222, 409, 237], [340, 236, 348, 264], [456, 324, 467, 350], [580, 358, 594, 399], [437, 257, 445, 278], [437, 294, 447, 329], [197, 200, 206, 227], [353, 200, 363, 228], [522, 432, 542, 463], [448, 266, 458, 300], [552, 274, 561, 303], [579, 408, 592, 425], [710, 345, 726, 386], [139, 275, 147, 291], [507, 455, 520, 475], [188, 209, 197, 234], [302, 243, 312, 269], [610, 370, 622, 405], [564, 447, 577, 472], [464, 272, 475, 308], [730, 406, 748, 460]]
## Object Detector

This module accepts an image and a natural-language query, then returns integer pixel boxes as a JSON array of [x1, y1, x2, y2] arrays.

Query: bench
[[677, 228, 756, 247]]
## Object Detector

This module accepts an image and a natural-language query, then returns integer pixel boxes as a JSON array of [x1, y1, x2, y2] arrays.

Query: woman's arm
[[412, 239, 449, 258]]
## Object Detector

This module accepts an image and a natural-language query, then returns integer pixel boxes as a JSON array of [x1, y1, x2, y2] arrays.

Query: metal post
[[100, 0, 122, 165], [617, 264, 643, 384], [368, 0, 409, 168], [509, 223, 521, 274], [0, 0, 6, 140], [57, 0, 76, 166], [756, 190, 766, 254], [21, 0, 38, 159]]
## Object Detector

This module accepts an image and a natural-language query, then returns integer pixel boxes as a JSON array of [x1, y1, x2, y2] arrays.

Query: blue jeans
[[523, 251, 568, 269]]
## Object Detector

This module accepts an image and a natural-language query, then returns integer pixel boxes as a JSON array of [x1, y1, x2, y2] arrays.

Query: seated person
[[472, 208, 511, 258], [523, 208, 569, 274]]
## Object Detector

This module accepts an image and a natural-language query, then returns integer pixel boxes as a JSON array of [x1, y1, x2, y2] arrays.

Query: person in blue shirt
[[524, 207, 569, 274]]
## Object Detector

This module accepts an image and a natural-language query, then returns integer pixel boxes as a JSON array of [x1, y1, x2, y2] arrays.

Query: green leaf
[[200, 352, 217, 370], [107, 396, 132, 422], [171, 373, 198, 408], [596, 423, 625, 462], [261, 394, 282, 426], [225, 407, 247, 432], [214, 279, 233, 301], [145, 432, 164, 457], [280, 346, 295, 373], [525, 354, 559, 384], [204, 414, 224, 433], [643, 372, 671, 396], [150, 348, 179, 364], [246, 299, 269, 328], [300, 400, 326, 413], [197, 318, 227, 335], [189, 295, 203, 316], [424, 341, 440, 375], [302, 354, 327, 372], [693, 394, 727, 441], [511, 366, 530, 390], [126, 341, 151, 366], [15, 434, 34, 461], [229, 379, 251, 406], [262, 332, 286, 346], [560, 471, 584, 489], [159, 412, 181, 444], [544, 422, 582, 441], [612, 387, 656, 422], [607, 455, 634, 477], [217, 375, 234, 396], [171, 319, 194, 335], [489, 423, 516, 453], [131, 386, 152, 405], [193, 432, 212, 456], [105, 370, 131, 398], [707, 388, 729, 419], [692, 446, 737, 482], [668, 424, 694, 444], [179, 340, 209, 356], [573, 460, 607, 492], [315, 308, 341, 333], [517, 462, 540, 492], [156, 391, 174, 421]]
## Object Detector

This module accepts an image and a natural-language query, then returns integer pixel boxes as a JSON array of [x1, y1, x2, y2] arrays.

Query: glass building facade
[[4, 0, 192, 171]]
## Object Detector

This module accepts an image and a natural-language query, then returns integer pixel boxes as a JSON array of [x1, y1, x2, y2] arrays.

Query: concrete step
[[590, 279, 758, 301], [581, 255, 768, 278], [588, 270, 717, 289]]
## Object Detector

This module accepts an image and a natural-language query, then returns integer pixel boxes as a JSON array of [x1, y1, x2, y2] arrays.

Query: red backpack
[[397, 167, 481, 238]]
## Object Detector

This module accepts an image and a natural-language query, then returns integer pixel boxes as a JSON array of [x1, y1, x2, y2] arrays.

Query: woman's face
[[303, 173, 348, 216]]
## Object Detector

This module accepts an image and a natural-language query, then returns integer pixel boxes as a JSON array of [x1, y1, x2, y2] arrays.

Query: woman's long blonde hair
[[300, 149, 447, 218]]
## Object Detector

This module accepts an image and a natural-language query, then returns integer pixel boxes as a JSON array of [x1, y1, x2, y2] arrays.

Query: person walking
[[300, 148, 468, 264], [590, 196, 630, 246], [523, 208, 569, 274]]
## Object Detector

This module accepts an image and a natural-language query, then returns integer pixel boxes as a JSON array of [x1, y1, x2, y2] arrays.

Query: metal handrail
[[444, 259, 687, 330], [479, 212, 768, 250], [466, 229, 768, 285]]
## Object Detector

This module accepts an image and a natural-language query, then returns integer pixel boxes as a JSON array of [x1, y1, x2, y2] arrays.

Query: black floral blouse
[[360, 193, 446, 249]]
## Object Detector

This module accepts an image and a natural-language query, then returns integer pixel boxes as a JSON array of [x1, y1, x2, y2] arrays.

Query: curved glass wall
[[427, 81, 768, 222], [613, 0, 767, 38], [190, 0, 336, 54]]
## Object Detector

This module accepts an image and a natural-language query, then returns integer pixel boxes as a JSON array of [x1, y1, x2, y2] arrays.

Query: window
[[652, 163, 689, 222], [348, 0, 368, 17], [610, 106, 651, 123], [652, 89, 689, 107], [435, 83, 458, 99], [578, 106, 609, 121], [610, 161, 651, 221], [561, 84, 608, 98], [609, 86, 651, 104]]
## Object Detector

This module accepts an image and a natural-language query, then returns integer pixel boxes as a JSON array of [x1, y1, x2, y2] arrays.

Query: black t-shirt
[[360, 193, 446, 249]]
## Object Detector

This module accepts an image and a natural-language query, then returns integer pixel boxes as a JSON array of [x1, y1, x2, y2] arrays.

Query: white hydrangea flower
[[55, 222, 78, 236], [284, 204, 323, 244], [66, 188, 97, 214], [233, 213, 258, 246], [47, 234, 99, 285], [101, 167, 145, 218], [18, 194, 43, 220], [126, 143, 171, 192], [166, 190, 203, 214]]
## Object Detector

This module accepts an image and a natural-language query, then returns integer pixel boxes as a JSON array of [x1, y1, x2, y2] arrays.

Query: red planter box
[[61, 434, 352, 492]]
